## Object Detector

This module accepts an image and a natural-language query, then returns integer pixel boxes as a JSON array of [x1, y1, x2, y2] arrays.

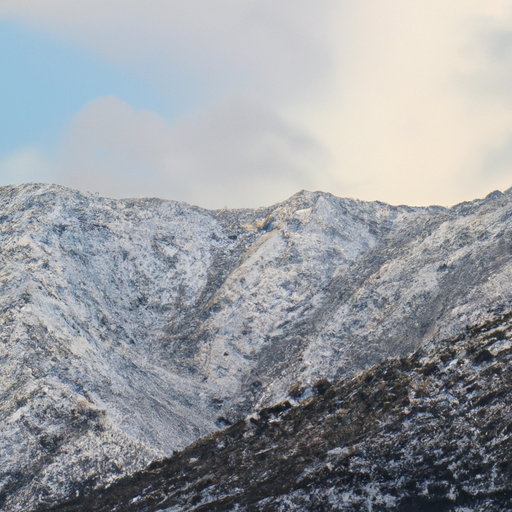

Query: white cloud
[[284, 0, 512, 205], [3, 2, 512, 206], [0, 147, 55, 186], [0, 1, 334, 105], [56, 95, 333, 208]]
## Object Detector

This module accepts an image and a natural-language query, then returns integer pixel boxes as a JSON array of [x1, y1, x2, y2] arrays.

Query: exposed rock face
[[43, 313, 512, 512], [1, 183, 512, 510]]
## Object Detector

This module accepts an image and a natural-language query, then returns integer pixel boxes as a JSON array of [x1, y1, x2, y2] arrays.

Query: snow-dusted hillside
[[2, 183, 512, 510], [46, 312, 512, 512]]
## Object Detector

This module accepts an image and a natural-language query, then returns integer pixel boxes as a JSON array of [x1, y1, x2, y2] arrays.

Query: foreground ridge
[[45, 313, 512, 511]]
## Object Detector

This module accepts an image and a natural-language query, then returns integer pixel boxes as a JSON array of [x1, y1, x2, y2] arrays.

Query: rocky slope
[[43, 312, 512, 512], [2, 183, 512, 510]]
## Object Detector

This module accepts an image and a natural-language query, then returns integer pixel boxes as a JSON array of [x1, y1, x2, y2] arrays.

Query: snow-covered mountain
[[2, 183, 512, 510]]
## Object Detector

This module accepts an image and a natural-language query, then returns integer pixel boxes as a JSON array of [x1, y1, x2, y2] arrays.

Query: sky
[[2, 1, 512, 208]]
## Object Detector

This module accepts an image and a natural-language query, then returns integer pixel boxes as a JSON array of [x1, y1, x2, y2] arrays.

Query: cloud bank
[[2, 1, 512, 207], [56, 95, 330, 208]]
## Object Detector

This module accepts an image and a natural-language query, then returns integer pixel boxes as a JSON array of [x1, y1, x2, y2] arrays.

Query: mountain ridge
[[1, 183, 512, 510]]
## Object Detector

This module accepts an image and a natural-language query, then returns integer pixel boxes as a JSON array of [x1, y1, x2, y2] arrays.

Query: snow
[[2, 183, 512, 509]]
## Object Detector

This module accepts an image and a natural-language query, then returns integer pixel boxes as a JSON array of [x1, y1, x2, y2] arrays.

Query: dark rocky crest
[[43, 313, 512, 511]]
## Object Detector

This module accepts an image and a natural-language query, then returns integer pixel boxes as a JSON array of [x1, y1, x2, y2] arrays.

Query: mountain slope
[[43, 312, 512, 511], [2, 183, 512, 509]]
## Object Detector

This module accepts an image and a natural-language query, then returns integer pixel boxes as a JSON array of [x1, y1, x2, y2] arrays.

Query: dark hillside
[[43, 312, 512, 511]]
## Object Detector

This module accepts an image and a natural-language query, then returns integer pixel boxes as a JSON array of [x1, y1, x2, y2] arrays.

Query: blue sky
[[0, 20, 190, 155], [1, 1, 512, 208]]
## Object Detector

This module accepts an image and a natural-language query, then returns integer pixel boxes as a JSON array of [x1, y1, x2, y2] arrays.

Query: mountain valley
[[1, 183, 512, 510]]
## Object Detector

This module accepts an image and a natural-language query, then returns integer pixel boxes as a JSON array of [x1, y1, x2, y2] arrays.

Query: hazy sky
[[2, 1, 512, 208]]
